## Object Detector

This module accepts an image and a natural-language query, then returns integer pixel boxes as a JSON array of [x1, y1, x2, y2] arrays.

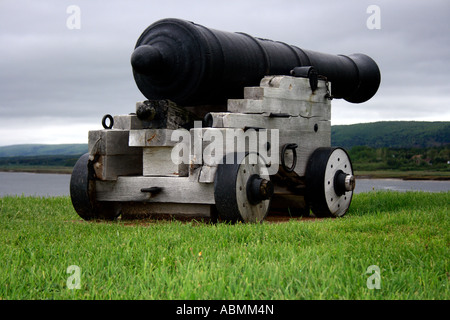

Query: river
[[0, 172, 449, 197], [0, 172, 71, 197]]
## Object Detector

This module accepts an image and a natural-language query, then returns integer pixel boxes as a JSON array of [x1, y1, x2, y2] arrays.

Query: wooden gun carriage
[[70, 18, 380, 223]]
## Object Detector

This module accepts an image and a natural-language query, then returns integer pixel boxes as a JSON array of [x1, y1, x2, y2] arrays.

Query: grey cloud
[[0, 0, 449, 145]]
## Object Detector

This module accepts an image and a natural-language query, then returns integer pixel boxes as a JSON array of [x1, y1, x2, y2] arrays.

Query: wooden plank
[[277, 124, 331, 176], [198, 165, 217, 183], [189, 128, 277, 167], [88, 129, 143, 181], [93, 154, 143, 181], [227, 99, 263, 113], [246, 77, 329, 102], [227, 97, 330, 117], [190, 128, 227, 167], [129, 129, 180, 147], [191, 123, 331, 177], [228, 76, 331, 116], [96, 176, 215, 204], [89, 130, 142, 156], [143, 147, 180, 176], [211, 112, 330, 130], [188, 165, 202, 182], [200, 114, 330, 177], [113, 114, 151, 130]]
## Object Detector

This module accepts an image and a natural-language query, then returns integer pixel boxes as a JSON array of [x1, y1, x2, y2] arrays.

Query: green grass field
[[355, 170, 450, 180], [0, 191, 448, 300]]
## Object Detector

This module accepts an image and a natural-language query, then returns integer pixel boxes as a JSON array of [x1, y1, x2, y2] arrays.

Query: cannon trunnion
[[70, 19, 381, 223]]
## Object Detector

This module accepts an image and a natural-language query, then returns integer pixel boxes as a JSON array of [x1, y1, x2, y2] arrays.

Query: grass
[[355, 170, 450, 180], [0, 191, 448, 300]]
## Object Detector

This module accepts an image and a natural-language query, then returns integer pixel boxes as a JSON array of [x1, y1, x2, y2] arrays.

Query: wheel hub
[[247, 175, 274, 205], [334, 170, 355, 196]]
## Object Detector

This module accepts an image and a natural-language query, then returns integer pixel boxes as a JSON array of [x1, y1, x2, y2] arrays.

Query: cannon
[[70, 18, 381, 223], [131, 18, 380, 105]]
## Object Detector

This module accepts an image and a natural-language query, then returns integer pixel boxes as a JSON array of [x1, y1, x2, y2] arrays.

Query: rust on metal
[[147, 132, 157, 143]]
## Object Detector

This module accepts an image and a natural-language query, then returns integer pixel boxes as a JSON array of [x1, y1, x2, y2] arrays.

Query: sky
[[0, 0, 449, 146]]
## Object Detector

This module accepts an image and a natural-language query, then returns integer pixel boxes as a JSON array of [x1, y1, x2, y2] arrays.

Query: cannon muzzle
[[131, 18, 380, 106]]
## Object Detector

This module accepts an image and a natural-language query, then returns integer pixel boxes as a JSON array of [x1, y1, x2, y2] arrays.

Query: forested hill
[[331, 121, 449, 149], [0, 144, 88, 157], [0, 121, 448, 157]]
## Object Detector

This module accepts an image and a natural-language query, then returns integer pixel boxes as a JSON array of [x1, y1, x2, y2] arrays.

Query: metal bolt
[[344, 174, 355, 191]]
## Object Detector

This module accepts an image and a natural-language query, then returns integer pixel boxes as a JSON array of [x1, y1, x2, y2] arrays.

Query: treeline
[[1, 147, 448, 172], [348, 145, 449, 171], [332, 121, 449, 149], [0, 144, 88, 157], [0, 155, 82, 168]]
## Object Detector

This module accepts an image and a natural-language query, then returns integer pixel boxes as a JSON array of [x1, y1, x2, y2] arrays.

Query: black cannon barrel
[[131, 18, 380, 106]]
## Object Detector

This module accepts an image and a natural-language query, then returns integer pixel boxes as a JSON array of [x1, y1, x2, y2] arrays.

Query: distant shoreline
[[354, 170, 450, 181], [1, 167, 449, 181], [0, 168, 72, 175], [355, 174, 450, 181]]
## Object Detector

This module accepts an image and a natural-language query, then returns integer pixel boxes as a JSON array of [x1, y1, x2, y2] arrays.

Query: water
[[355, 178, 450, 194], [0, 172, 449, 197], [0, 172, 71, 197]]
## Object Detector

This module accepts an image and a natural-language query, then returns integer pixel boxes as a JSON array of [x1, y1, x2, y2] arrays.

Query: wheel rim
[[236, 157, 271, 223], [323, 148, 354, 217], [214, 153, 272, 223], [305, 147, 354, 217]]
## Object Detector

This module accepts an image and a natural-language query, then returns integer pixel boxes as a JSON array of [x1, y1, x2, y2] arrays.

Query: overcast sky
[[0, 0, 449, 146]]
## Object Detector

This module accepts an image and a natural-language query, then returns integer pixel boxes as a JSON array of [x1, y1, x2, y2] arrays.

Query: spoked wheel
[[70, 153, 119, 220], [305, 147, 355, 217], [214, 153, 274, 223]]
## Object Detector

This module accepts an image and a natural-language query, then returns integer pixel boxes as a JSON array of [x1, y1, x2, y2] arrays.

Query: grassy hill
[[0, 144, 88, 173], [331, 121, 449, 178], [332, 121, 449, 149], [1, 121, 447, 157], [0, 144, 88, 157], [0, 122, 448, 177]]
